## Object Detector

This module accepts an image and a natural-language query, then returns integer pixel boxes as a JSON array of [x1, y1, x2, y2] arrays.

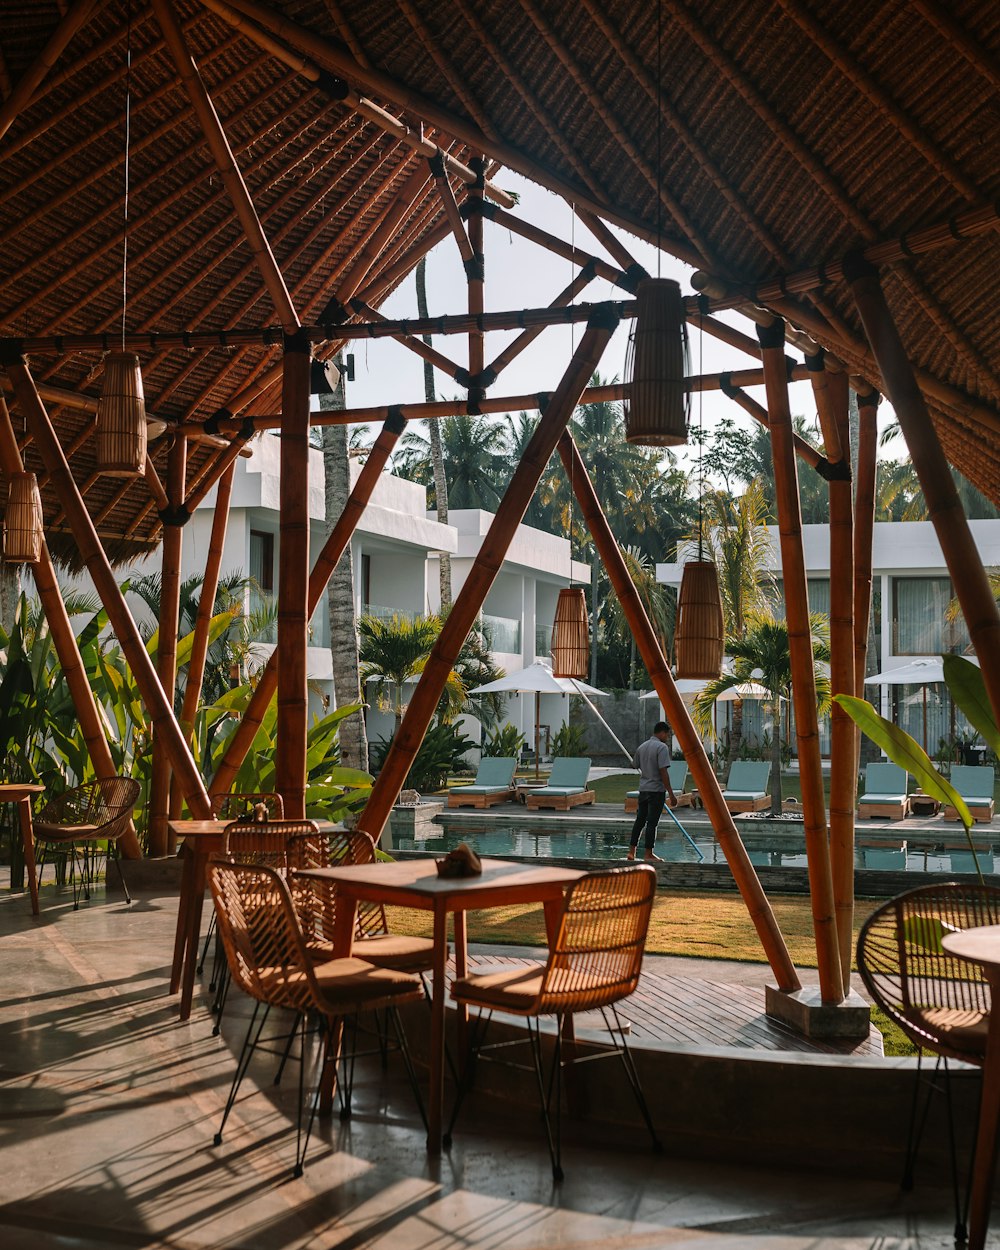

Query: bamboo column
[[3, 359, 212, 817], [467, 157, 486, 389], [758, 321, 843, 1003], [211, 413, 407, 793], [557, 431, 799, 990], [809, 358, 856, 994], [847, 258, 1000, 724], [358, 309, 619, 843], [171, 460, 236, 816], [277, 335, 312, 817], [854, 392, 880, 697], [148, 436, 187, 856], [0, 399, 143, 858]]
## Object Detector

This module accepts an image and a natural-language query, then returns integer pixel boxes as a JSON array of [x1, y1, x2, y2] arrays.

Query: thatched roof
[[1, 0, 998, 565]]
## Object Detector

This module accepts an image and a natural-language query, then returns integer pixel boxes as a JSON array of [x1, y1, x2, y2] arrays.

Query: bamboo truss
[[853, 392, 879, 699]]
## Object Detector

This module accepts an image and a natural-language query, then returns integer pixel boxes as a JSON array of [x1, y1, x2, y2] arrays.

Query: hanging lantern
[[623, 277, 689, 446], [675, 561, 724, 680], [551, 587, 589, 679], [3, 471, 43, 564], [96, 351, 147, 476]]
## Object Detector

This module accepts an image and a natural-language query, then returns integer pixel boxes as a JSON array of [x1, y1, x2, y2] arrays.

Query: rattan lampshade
[[624, 277, 688, 446], [4, 471, 43, 564], [96, 351, 147, 476], [675, 561, 725, 679], [550, 587, 589, 679]]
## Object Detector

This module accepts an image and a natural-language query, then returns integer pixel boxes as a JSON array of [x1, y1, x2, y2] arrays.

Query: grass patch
[[385, 889, 915, 1054]]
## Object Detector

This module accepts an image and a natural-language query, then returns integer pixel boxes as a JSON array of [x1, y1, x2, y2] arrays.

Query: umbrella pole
[[923, 686, 928, 754], [535, 692, 540, 781]]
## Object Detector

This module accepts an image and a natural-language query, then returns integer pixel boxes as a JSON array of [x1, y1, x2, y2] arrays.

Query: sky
[[338, 169, 897, 479]]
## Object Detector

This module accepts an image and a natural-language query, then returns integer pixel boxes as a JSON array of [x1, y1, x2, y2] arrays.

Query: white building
[[656, 520, 1000, 757], [108, 434, 588, 753]]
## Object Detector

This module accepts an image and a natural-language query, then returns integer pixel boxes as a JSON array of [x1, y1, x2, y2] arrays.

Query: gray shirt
[[633, 736, 671, 793]]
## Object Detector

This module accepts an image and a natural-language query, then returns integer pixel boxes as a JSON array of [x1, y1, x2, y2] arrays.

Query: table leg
[[170, 843, 196, 994], [453, 911, 468, 1074], [18, 798, 39, 916], [427, 905, 448, 1153], [321, 899, 357, 1116], [179, 849, 208, 1021], [965, 976, 1000, 1250]]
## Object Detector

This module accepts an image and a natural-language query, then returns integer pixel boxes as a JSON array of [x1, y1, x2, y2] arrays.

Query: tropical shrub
[[550, 721, 588, 758], [370, 720, 476, 793], [482, 723, 525, 759]]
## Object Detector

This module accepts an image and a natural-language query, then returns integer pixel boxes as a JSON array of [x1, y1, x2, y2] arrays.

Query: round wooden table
[[941, 925, 1000, 1250]]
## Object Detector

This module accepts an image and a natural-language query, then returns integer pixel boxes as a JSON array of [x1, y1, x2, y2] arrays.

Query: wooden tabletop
[[942, 924, 1000, 970], [0, 782, 45, 799]]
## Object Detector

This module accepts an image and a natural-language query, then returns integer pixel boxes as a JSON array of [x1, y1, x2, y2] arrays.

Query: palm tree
[[358, 613, 466, 731], [396, 413, 508, 511], [693, 610, 831, 815], [702, 481, 776, 639], [601, 547, 674, 687]]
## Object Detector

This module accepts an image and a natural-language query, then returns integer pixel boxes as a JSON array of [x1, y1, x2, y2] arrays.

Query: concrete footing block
[[765, 984, 872, 1040]]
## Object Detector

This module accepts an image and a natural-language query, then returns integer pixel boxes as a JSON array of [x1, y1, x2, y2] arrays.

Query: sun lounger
[[722, 761, 771, 814], [857, 762, 909, 820], [625, 761, 691, 812], [525, 757, 595, 810], [943, 764, 995, 824], [946, 844, 995, 874], [858, 839, 908, 870], [447, 757, 517, 809]]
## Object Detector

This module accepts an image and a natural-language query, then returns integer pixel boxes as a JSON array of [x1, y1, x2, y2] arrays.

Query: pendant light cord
[[697, 305, 704, 560], [121, 3, 133, 352], [656, 2, 662, 279]]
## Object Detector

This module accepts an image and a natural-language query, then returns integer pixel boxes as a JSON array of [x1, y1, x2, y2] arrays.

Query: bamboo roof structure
[[1, 0, 1000, 566]]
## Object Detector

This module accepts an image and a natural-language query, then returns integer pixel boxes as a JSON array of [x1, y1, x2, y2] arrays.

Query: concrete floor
[[0, 881, 980, 1249]]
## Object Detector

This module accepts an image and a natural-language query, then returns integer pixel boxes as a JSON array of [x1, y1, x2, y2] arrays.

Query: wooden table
[[0, 782, 45, 914], [168, 817, 337, 1021], [941, 925, 1000, 1250], [295, 857, 584, 1152]]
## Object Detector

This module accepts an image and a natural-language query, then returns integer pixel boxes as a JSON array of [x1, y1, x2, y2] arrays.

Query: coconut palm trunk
[[416, 258, 452, 610], [322, 356, 369, 771], [770, 698, 783, 816]]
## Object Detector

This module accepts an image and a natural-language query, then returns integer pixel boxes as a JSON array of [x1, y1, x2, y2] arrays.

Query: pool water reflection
[[393, 824, 997, 873]]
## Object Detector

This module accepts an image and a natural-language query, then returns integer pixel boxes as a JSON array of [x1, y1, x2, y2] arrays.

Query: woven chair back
[[223, 818, 319, 870], [284, 827, 389, 941], [207, 861, 319, 1014], [857, 881, 1000, 1063], [210, 792, 285, 820], [36, 776, 139, 837], [537, 866, 657, 1015]]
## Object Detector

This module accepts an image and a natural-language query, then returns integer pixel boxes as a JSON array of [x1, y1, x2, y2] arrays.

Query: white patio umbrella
[[467, 658, 608, 778], [863, 657, 978, 750]]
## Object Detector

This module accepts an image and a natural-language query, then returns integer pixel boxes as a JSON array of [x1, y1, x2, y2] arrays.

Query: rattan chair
[[33, 777, 140, 909], [447, 865, 661, 1179], [857, 881, 1000, 1240], [208, 861, 424, 1176], [286, 828, 436, 974]]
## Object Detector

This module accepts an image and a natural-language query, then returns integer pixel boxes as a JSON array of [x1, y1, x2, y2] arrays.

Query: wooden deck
[[465, 953, 884, 1058]]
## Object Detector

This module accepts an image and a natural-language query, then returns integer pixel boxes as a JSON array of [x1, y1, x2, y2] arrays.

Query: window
[[892, 577, 969, 655], [249, 530, 274, 592]]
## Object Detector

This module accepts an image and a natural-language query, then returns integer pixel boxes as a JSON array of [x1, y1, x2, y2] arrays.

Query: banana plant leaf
[[942, 654, 1000, 757]]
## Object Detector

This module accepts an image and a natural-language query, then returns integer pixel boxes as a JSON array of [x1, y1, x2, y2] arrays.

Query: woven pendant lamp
[[674, 561, 724, 680], [550, 587, 589, 679], [3, 471, 43, 564], [96, 351, 147, 476], [624, 278, 689, 446]]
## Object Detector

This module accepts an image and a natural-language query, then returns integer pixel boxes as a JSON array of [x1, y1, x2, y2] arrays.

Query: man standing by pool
[[627, 721, 677, 863]]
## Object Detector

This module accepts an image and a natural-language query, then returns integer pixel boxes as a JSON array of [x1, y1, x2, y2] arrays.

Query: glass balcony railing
[[361, 603, 415, 623], [535, 624, 552, 657], [482, 612, 521, 653]]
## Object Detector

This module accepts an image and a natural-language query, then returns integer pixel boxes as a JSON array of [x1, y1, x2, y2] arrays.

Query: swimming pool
[[391, 822, 997, 874]]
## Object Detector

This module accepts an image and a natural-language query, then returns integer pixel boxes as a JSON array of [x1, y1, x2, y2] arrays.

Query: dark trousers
[[629, 790, 666, 852]]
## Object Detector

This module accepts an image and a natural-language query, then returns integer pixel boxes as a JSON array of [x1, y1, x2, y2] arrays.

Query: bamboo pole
[[482, 268, 595, 385], [428, 154, 476, 266], [809, 360, 856, 994], [206, 0, 706, 267], [853, 392, 880, 698], [0, 399, 142, 858], [148, 437, 187, 857], [151, 0, 300, 334], [716, 383, 831, 474], [3, 359, 212, 818], [758, 322, 843, 1003], [557, 432, 800, 991], [0, 0, 102, 145], [170, 460, 236, 818], [347, 299, 470, 384], [276, 338, 312, 817], [357, 309, 619, 843], [210, 413, 407, 795], [847, 260, 1000, 724], [467, 157, 486, 388]]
